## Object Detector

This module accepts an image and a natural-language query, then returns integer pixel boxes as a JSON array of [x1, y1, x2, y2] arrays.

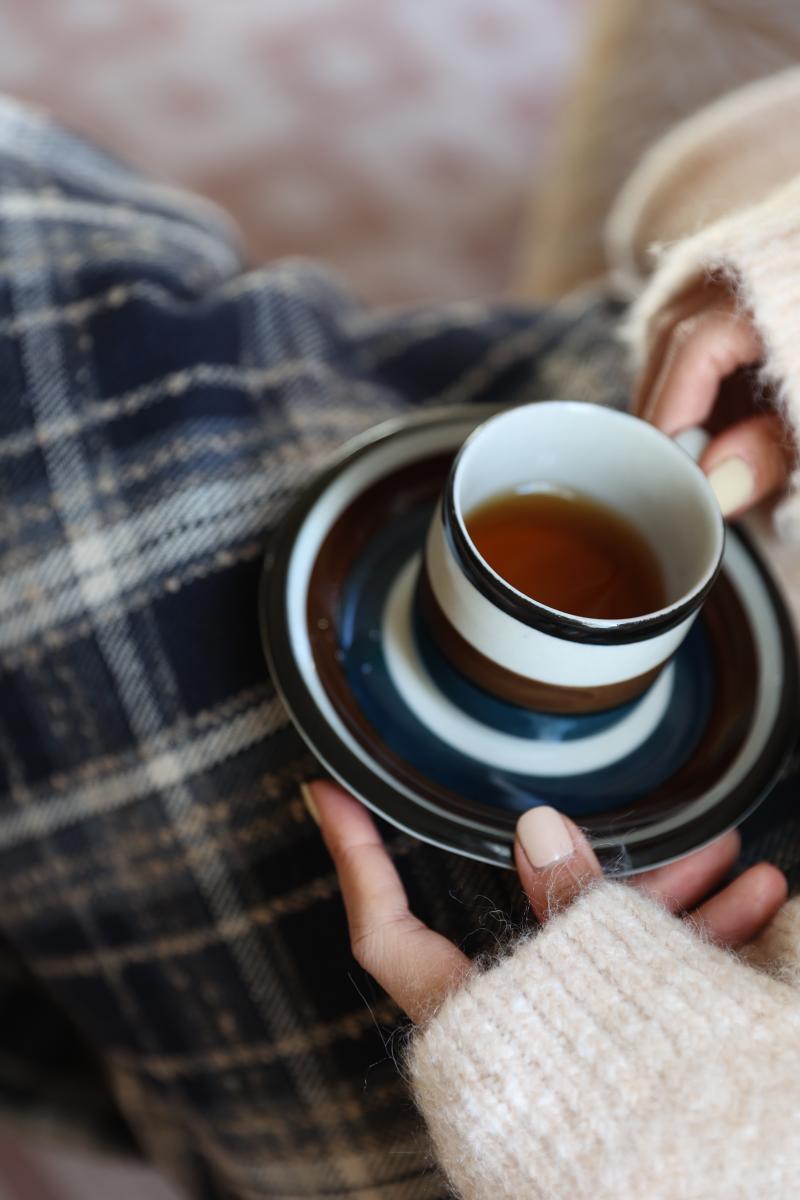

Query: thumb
[[514, 806, 602, 921]]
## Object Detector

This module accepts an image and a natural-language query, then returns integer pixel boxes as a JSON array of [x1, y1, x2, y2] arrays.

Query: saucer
[[260, 405, 799, 871]]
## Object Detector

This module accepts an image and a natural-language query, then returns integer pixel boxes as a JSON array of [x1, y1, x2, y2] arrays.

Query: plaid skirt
[[0, 96, 796, 1199]]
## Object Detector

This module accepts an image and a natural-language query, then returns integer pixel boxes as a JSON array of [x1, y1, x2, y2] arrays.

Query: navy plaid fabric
[[0, 96, 797, 1198]]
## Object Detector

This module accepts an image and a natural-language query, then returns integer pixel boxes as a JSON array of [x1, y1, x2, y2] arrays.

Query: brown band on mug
[[417, 566, 663, 715]]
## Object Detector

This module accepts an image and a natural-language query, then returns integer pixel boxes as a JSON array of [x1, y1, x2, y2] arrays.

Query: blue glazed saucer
[[260, 405, 799, 871]]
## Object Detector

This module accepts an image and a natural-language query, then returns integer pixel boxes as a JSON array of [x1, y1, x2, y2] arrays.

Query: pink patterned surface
[[0, 0, 589, 303]]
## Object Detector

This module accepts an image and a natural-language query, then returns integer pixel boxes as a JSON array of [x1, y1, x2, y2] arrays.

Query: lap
[[11, 95, 795, 1197]]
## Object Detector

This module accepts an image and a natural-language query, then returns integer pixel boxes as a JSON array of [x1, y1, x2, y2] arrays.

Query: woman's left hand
[[634, 281, 793, 517], [306, 781, 787, 1023]]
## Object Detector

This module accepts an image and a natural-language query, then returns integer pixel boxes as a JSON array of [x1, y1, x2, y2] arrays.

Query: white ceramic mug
[[419, 401, 725, 714]]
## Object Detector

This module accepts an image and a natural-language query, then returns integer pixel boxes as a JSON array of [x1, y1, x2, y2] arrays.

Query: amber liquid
[[466, 488, 666, 619]]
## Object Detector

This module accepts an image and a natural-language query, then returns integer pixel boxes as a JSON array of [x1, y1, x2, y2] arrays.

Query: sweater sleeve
[[408, 882, 800, 1200], [614, 71, 800, 595], [607, 70, 800, 540], [606, 68, 800, 291], [622, 172, 800, 541]]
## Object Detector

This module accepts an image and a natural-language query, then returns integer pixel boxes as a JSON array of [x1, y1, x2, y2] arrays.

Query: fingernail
[[707, 456, 754, 516], [517, 806, 574, 868], [300, 782, 320, 826]]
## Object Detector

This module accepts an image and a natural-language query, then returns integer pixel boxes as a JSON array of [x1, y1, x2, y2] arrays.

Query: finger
[[644, 309, 762, 434], [633, 285, 722, 416], [700, 412, 792, 517], [634, 830, 740, 912], [514, 807, 602, 921], [309, 781, 469, 1022], [691, 862, 788, 948]]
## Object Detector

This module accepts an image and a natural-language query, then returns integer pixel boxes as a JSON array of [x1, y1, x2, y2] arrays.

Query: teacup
[[418, 401, 725, 714]]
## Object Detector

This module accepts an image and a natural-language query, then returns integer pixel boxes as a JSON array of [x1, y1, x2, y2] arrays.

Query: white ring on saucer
[[624, 529, 782, 845], [382, 555, 675, 777]]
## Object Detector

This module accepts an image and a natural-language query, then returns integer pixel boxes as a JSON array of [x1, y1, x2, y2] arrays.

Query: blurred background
[[0, 0, 590, 1194], [0, 0, 590, 305]]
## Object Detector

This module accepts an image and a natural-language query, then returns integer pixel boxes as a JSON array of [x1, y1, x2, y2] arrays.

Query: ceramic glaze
[[424, 402, 725, 711]]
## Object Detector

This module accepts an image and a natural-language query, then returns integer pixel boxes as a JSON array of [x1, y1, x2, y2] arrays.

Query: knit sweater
[[610, 67, 800, 623], [410, 884, 800, 1199], [409, 72, 800, 1199], [612, 69, 800, 549]]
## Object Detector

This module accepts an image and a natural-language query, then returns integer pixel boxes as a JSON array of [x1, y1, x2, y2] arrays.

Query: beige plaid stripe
[[0, 99, 648, 1199]]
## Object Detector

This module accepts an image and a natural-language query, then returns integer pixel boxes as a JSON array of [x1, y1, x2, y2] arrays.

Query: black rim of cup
[[441, 412, 726, 648]]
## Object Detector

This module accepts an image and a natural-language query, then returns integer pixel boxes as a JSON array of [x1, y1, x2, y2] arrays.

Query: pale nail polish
[[517, 806, 574, 868], [707, 456, 754, 516], [300, 782, 320, 826]]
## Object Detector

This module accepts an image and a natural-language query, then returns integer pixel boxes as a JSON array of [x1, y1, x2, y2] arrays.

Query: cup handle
[[673, 426, 710, 464]]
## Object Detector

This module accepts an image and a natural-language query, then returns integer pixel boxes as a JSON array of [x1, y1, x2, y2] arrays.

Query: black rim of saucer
[[259, 407, 800, 872]]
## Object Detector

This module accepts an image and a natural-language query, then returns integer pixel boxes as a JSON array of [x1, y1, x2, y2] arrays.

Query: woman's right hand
[[307, 782, 787, 1024]]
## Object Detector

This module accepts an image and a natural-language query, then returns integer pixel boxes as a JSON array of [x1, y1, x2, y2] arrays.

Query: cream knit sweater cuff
[[409, 883, 800, 1200], [622, 174, 800, 541]]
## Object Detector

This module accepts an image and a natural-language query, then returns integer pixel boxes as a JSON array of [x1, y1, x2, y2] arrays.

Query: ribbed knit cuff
[[409, 882, 800, 1200]]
